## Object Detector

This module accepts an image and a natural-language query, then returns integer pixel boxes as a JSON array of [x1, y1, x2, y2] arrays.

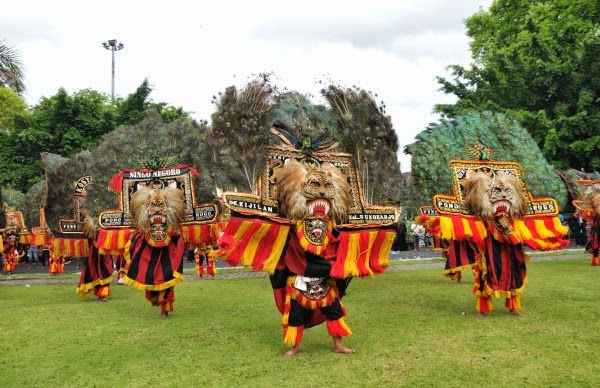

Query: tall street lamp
[[102, 39, 124, 100]]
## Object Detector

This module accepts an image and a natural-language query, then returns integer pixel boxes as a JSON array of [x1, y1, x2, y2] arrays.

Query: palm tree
[[0, 40, 25, 93]]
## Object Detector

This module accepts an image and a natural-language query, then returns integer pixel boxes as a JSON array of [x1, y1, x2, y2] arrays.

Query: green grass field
[[1, 256, 598, 387]]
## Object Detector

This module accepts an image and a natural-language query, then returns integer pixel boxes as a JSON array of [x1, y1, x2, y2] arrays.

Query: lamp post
[[102, 39, 124, 100]]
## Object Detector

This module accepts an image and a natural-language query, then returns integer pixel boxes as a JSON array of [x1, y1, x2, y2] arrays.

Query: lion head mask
[[276, 159, 351, 225], [130, 186, 186, 241], [462, 170, 528, 233], [582, 182, 600, 217], [4, 219, 21, 244]]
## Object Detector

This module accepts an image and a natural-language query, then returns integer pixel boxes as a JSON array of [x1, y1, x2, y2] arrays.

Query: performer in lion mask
[[217, 121, 397, 357], [431, 148, 568, 318], [2, 220, 24, 275], [217, 138, 397, 357], [273, 159, 355, 357], [462, 170, 530, 316], [573, 180, 600, 266], [124, 183, 186, 319]]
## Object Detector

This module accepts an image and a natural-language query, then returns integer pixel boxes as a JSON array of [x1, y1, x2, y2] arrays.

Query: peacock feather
[[30, 110, 217, 234], [131, 153, 179, 170], [405, 111, 569, 209]]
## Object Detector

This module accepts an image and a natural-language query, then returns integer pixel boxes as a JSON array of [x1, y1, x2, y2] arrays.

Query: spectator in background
[[40, 245, 50, 267], [574, 211, 588, 247], [27, 245, 40, 269], [425, 231, 435, 250], [410, 222, 425, 251], [393, 220, 409, 252]]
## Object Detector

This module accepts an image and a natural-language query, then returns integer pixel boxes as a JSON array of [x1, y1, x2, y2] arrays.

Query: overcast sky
[[3, 0, 493, 172]]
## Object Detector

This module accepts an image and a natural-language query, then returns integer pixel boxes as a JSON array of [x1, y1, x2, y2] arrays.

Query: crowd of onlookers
[[390, 211, 590, 254], [391, 219, 435, 252]]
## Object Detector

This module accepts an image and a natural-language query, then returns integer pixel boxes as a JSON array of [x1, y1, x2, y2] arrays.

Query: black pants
[[288, 298, 344, 327]]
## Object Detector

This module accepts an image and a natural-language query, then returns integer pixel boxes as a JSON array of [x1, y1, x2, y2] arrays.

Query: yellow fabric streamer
[[241, 223, 272, 267], [262, 226, 290, 274]]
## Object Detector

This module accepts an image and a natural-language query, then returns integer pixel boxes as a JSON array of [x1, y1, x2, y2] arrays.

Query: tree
[[0, 80, 191, 193], [116, 78, 191, 126], [1, 88, 118, 191], [0, 40, 25, 93], [0, 87, 27, 132], [116, 78, 152, 126], [434, 0, 600, 172]]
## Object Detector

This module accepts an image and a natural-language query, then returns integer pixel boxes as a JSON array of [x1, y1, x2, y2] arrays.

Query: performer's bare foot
[[99, 296, 107, 302], [476, 312, 487, 318], [333, 336, 357, 354], [334, 345, 357, 354], [509, 309, 523, 317], [455, 278, 462, 284], [284, 346, 299, 358], [161, 311, 169, 320]]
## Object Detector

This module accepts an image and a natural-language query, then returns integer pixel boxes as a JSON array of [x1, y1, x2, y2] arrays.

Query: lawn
[[0, 256, 598, 387]]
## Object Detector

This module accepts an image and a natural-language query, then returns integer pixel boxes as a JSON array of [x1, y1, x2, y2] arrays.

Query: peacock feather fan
[[321, 85, 401, 205], [33, 110, 217, 234], [405, 111, 569, 209]]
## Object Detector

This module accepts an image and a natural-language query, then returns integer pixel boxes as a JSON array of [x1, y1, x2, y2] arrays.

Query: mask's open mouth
[[151, 215, 166, 225], [307, 199, 331, 217], [492, 200, 511, 216]]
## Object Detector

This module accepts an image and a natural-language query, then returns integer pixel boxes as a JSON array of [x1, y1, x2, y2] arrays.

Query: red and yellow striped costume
[[2, 242, 23, 274], [433, 209, 568, 314], [48, 253, 65, 275], [219, 214, 395, 347], [76, 243, 115, 299], [124, 232, 185, 314], [195, 248, 216, 277]]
